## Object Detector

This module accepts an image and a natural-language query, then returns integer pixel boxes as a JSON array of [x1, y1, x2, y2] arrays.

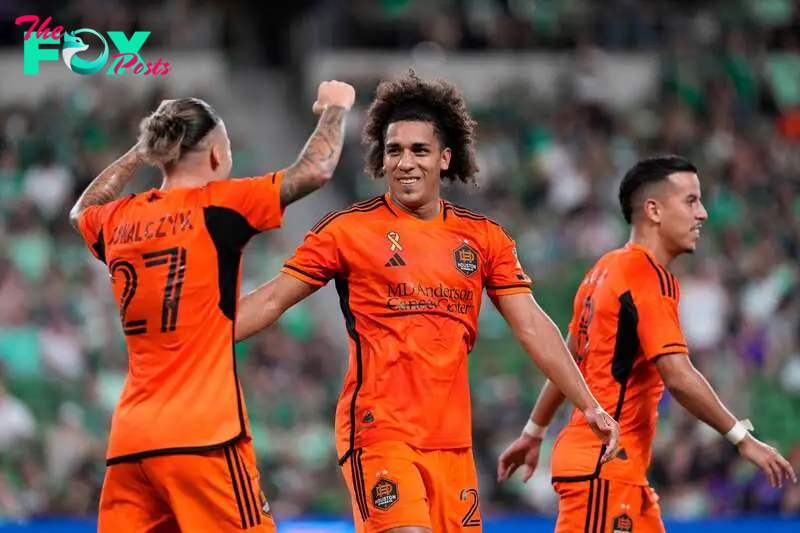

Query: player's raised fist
[[313, 80, 356, 115]]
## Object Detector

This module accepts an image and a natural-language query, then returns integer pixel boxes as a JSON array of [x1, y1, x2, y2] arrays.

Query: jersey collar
[[384, 193, 445, 227]]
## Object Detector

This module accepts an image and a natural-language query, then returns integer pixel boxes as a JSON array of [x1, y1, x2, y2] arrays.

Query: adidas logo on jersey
[[384, 253, 405, 267]]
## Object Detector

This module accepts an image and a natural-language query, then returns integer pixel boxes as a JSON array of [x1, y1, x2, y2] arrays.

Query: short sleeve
[[635, 278, 688, 362], [485, 223, 532, 297], [78, 203, 117, 263], [280, 221, 344, 287], [208, 171, 285, 232]]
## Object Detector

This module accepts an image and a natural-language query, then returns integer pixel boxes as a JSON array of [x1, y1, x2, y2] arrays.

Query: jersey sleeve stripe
[[670, 272, 678, 299], [311, 197, 385, 234], [445, 203, 513, 239], [657, 265, 674, 298], [662, 342, 687, 349], [310, 196, 384, 233], [486, 283, 531, 290], [643, 255, 667, 297], [282, 264, 329, 283], [652, 350, 689, 360]]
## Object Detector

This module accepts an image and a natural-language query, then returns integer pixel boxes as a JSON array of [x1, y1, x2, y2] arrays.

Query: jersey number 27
[[108, 246, 187, 336]]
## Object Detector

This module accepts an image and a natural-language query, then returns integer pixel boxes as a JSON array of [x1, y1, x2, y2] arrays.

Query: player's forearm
[[664, 364, 738, 435], [69, 146, 144, 229], [529, 379, 567, 427], [519, 314, 599, 413], [279, 105, 348, 208], [235, 281, 283, 342]]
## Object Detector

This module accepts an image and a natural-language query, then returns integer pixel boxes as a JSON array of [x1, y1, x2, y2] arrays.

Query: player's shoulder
[[617, 245, 680, 300], [442, 201, 511, 238], [98, 193, 139, 220], [309, 195, 392, 234]]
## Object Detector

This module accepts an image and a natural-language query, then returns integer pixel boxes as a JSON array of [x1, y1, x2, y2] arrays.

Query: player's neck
[[161, 171, 213, 191], [628, 229, 676, 266], [390, 194, 441, 220]]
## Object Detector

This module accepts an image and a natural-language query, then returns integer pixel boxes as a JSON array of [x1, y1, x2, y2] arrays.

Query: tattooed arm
[[69, 146, 145, 230], [279, 104, 349, 208]]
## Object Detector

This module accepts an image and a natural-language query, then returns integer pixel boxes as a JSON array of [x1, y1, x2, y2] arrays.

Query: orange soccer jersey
[[78, 172, 284, 464], [551, 243, 688, 486], [281, 193, 532, 463]]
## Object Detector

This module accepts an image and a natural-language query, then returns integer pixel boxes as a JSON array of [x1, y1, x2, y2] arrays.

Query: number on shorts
[[460, 488, 481, 528]]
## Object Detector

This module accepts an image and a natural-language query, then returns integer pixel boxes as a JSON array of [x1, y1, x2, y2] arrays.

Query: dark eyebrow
[[384, 142, 432, 150]]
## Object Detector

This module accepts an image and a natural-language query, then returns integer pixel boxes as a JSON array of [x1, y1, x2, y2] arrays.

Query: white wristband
[[724, 419, 754, 445], [523, 419, 547, 439]]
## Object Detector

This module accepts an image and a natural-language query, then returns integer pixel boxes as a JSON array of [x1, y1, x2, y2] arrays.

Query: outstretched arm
[[235, 273, 319, 342], [279, 81, 355, 208], [280, 105, 348, 207], [69, 146, 144, 230]]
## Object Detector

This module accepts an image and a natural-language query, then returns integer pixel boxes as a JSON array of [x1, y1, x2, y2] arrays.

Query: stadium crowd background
[[1, 0, 799, 524]]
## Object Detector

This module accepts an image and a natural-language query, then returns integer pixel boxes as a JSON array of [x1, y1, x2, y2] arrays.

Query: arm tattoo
[[69, 146, 145, 230], [280, 105, 348, 208]]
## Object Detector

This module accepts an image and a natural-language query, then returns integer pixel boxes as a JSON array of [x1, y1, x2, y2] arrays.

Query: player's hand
[[737, 435, 797, 488], [583, 406, 620, 464], [497, 434, 542, 483], [312, 80, 356, 115]]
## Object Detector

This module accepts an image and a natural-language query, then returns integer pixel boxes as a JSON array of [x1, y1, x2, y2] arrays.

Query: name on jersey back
[[108, 210, 194, 246]]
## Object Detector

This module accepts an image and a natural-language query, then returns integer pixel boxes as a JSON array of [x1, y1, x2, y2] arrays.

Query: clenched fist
[[312, 80, 356, 115]]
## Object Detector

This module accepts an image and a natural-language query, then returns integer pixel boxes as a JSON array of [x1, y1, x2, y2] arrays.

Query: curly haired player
[[235, 72, 620, 533]]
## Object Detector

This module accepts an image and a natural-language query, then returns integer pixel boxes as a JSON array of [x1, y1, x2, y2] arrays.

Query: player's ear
[[440, 147, 451, 172], [209, 143, 221, 171], [644, 198, 661, 224]]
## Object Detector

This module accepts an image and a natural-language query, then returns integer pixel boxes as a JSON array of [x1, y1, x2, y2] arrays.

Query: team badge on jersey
[[454, 242, 479, 277], [371, 478, 399, 511], [612, 512, 633, 532]]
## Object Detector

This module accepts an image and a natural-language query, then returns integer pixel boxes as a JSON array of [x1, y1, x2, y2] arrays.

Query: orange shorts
[[98, 437, 275, 532], [553, 478, 665, 533], [340, 441, 482, 533]]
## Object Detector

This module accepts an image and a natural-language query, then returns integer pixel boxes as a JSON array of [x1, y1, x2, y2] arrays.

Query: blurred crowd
[[1, 0, 800, 523]]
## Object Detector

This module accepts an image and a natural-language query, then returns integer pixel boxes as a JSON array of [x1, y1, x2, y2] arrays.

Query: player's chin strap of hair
[[522, 419, 547, 440], [724, 419, 754, 445]]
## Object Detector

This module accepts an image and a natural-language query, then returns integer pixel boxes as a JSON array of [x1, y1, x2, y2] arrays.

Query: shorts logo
[[612, 512, 633, 532], [453, 242, 479, 277], [371, 478, 399, 511]]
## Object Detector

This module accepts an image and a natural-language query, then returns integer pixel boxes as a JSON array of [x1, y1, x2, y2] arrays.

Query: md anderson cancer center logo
[[386, 282, 475, 315]]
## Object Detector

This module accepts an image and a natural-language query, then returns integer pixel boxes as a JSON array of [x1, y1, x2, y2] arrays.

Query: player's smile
[[383, 120, 451, 215]]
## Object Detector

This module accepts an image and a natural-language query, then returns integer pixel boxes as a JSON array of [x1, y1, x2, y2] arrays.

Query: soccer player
[[496, 155, 797, 533], [234, 72, 619, 533], [69, 81, 355, 532]]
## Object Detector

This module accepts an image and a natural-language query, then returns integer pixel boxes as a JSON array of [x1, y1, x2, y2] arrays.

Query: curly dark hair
[[362, 71, 479, 183]]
